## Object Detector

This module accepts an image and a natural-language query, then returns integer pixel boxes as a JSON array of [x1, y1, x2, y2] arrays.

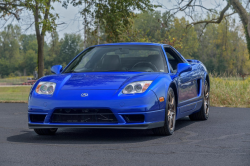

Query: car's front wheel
[[34, 128, 58, 135], [153, 87, 176, 136]]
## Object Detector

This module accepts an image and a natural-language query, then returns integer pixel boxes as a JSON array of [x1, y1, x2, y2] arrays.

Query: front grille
[[30, 114, 46, 123], [50, 108, 118, 123]]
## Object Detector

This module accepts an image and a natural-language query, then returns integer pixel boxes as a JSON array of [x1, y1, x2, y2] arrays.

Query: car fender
[[149, 74, 173, 110]]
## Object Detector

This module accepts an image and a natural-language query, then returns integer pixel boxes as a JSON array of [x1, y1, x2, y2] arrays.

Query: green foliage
[[58, 33, 84, 66], [0, 11, 250, 77], [133, 11, 163, 42], [68, 0, 156, 42], [194, 17, 250, 75], [166, 17, 198, 59], [117, 18, 149, 42], [1, 0, 62, 78], [24, 0, 60, 35], [132, 12, 198, 59], [0, 25, 84, 77], [21, 34, 37, 53]]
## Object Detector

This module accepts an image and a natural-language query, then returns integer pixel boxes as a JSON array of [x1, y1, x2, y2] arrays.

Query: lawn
[[0, 76, 33, 85], [0, 86, 30, 103], [0, 76, 249, 107], [210, 76, 250, 108]]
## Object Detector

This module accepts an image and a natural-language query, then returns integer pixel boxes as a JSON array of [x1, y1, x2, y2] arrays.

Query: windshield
[[63, 45, 167, 73]]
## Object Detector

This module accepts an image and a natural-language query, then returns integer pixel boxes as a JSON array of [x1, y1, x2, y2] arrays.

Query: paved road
[[0, 103, 249, 166]]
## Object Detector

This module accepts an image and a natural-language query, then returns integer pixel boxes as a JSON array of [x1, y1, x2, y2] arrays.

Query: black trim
[[28, 121, 164, 130], [163, 45, 188, 63], [50, 108, 118, 123], [30, 114, 46, 123]]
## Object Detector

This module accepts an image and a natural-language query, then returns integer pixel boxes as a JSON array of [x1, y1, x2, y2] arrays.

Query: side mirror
[[177, 63, 192, 75], [51, 65, 63, 74]]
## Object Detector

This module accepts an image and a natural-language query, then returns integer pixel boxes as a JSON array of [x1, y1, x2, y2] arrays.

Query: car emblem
[[81, 93, 88, 97]]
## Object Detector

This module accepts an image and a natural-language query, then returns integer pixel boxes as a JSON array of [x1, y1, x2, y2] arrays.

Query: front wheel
[[34, 128, 58, 135], [153, 87, 176, 136], [189, 80, 210, 121]]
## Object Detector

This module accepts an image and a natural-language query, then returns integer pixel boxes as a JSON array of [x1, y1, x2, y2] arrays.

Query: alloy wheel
[[204, 82, 209, 117], [167, 91, 176, 131]]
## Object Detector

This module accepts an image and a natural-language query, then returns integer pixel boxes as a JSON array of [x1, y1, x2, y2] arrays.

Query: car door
[[164, 46, 198, 112]]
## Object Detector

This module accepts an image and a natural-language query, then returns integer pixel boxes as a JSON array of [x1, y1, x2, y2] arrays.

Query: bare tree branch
[[187, 3, 233, 27], [0, 1, 25, 20], [24, 21, 34, 31], [198, 23, 208, 41]]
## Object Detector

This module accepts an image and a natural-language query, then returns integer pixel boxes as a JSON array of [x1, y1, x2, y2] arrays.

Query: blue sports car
[[28, 42, 210, 136]]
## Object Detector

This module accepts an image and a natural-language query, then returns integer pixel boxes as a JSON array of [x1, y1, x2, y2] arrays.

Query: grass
[[0, 86, 30, 103], [210, 76, 250, 108], [0, 76, 33, 85], [0, 76, 249, 108]]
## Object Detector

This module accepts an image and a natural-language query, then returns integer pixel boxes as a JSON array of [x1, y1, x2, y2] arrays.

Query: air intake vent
[[50, 108, 118, 123], [122, 114, 145, 123], [197, 79, 201, 96], [30, 114, 46, 123]]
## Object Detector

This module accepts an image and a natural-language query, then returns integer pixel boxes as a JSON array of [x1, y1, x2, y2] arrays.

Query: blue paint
[[51, 65, 63, 74]]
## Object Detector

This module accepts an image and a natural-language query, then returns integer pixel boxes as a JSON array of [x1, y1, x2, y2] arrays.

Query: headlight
[[122, 81, 152, 94], [35, 82, 56, 95]]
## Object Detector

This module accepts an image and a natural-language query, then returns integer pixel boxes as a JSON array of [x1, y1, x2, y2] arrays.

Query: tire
[[34, 128, 58, 135], [153, 87, 176, 136], [189, 80, 210, 121]]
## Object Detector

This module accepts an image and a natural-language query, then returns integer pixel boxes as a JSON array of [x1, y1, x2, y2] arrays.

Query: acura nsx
[[28, 43, 210, 136]]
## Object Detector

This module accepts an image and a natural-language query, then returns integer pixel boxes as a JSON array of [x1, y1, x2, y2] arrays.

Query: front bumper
[[28, 109, 165, 129], [28, 89, 165, 129]]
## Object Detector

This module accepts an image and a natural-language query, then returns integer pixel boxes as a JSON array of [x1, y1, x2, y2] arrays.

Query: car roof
[[92, 42, 169, 47]]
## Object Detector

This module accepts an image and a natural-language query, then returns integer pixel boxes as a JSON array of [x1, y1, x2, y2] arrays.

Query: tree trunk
[[230, 0, 250, 58], [33, 2, 47, 79], [37, 36, 44, 78]]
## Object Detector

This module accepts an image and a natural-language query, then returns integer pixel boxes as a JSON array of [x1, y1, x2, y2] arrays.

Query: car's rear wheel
[[153, 87, 176, 136], [34, 128, 58, 135], [189, 80, 209, 121]]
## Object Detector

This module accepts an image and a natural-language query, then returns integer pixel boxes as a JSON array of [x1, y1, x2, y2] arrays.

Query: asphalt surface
[[0, 103, 249, 166]]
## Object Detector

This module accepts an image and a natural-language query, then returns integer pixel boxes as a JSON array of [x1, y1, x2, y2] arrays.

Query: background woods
[[0, 11, 249, 78]]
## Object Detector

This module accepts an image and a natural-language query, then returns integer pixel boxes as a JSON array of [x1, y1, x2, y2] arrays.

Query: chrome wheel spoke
[[205, 93, 209, 99]]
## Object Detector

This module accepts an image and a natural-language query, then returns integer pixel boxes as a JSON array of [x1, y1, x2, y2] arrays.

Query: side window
[[164, 47, 184, 73]]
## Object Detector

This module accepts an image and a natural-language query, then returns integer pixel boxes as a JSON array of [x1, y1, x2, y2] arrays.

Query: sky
[[0, 0, 238, 41]]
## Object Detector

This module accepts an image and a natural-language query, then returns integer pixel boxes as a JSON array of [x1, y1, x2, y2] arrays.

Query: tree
[[27, 0, 60, 78], [133, 12, 198, 58], [133, 11, 164, 42], [1, 0, 60, 78], [0, 24, 22, 76], [0, 1, 23, 20], [192, 15, 250, 75], [67, 0, 157, 43], [162, 0, 250, 58], [58, 33, 83, 66]]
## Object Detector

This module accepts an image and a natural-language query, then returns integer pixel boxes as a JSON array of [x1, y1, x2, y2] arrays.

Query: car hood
[[40, 72, 160, 90]]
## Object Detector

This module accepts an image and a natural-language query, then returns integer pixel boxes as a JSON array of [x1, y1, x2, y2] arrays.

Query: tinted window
[[63, 46, 167, 73], [165, 47, 184, 73]]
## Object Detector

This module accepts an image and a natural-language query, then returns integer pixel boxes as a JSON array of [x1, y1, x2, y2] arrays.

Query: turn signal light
[[159, 97, 164, 102]]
